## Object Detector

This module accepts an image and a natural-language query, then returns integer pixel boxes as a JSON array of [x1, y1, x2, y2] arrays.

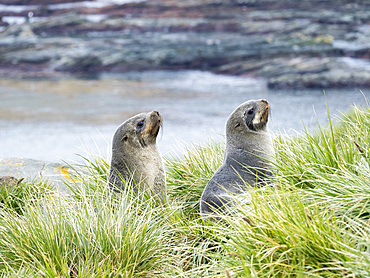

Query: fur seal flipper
[[200, 99, 275, 218], [108, 111, 166, 203]]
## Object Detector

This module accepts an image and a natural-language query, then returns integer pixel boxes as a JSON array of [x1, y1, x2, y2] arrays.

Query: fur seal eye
[[137, 120, 145, 129], [247, 108, 254, 115]]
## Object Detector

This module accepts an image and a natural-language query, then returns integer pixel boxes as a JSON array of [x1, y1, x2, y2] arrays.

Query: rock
[[0, 22, 37, 39], [267, 69, 370, 90], [31, 12, 89, 36], [55, 54, 103, 74], [0, 0, 369, 88], [0, 157, 73, 193]]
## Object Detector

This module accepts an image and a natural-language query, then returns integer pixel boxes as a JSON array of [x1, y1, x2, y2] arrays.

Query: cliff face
[[0, 0, 369, 89]]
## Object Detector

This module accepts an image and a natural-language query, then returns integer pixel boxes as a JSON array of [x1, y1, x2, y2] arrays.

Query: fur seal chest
[[108, 111, 166, 203], [200, 99, 275, 218]]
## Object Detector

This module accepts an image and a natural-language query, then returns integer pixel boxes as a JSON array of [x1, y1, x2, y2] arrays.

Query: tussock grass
[[274, 105, 370, 220], [66, 154, 110, 201], [220, 186, 370, 277], [275, 105, 370, 185], [0, 104, 369, 277], [165, 140, 224, 218], [0, 189, 177, 277], [0, 178, 54, 215]]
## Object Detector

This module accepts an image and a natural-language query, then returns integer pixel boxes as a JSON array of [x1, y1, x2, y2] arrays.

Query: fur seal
[[200, 99, 275, 218], [108, 111, 166, 203]]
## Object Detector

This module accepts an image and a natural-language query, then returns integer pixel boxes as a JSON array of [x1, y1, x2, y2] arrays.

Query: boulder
[[267, 68, 370, 89], [0, 157, 73, 193]]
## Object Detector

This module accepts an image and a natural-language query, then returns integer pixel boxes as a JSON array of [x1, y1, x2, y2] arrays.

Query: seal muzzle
[[148, 111, 161, 136], [245, 99, 269, 131], [139, 111, 161, 146]]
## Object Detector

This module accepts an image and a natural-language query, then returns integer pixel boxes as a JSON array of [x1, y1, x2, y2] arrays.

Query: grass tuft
[[0, 190, 178, 277], [220, 186, 369, 277], [0, 178, 54, 215], [165, 139, 224, 218]]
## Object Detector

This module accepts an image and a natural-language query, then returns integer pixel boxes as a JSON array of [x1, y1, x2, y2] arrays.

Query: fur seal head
[[224, 99, 274, 164], [112, 110, 162, 150], [226, 99, 270, 149], [200, 99, 274, 219], [108, 111, 166, 203]]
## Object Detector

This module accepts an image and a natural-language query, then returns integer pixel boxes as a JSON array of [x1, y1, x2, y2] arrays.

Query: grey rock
[[55, 54, 103, 73], [268, 68, 370, 89], [0, 157, 73, 193]]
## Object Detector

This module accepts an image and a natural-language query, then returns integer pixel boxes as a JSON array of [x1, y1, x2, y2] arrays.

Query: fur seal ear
[[234, 122, 241, 128], [121, 135, 128, 142]]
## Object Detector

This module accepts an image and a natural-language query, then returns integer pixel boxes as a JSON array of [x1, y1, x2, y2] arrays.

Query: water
[[0, 70, 369, 163]]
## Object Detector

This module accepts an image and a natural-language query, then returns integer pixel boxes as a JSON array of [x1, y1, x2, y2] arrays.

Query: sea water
[[0, 70, 368, 163]]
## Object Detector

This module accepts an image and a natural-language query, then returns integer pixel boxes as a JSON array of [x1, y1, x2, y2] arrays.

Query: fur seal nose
[[151, 110, 161, 120], [150, 111, 161, 125], [260, 99, 269, 110]]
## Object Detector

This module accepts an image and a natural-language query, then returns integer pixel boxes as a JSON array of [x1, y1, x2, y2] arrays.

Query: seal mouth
[[261, 104, 269, 123], [255, 103, 269, 130]]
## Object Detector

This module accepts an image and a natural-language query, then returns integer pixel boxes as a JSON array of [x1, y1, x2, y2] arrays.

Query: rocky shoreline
[[0, 0, 369, 89]]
